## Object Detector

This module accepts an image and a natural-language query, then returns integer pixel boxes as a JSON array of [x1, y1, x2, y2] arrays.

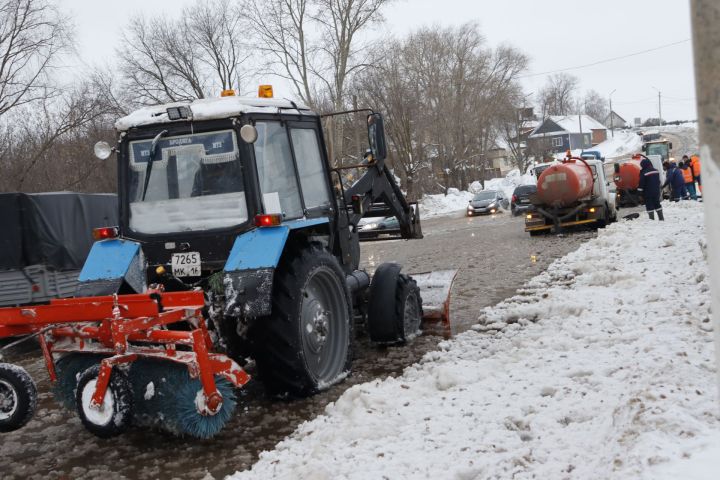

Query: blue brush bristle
[[129, 360, 236, 439], [52, 354, 104, 409]]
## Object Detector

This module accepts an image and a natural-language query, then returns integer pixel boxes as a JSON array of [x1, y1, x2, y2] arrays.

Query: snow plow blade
[[413, 269, 458, 326]]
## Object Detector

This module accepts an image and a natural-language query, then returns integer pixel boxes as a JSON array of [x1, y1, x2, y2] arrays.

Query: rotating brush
[[52, 353, 104, 409], [128, 359, 237, 439]]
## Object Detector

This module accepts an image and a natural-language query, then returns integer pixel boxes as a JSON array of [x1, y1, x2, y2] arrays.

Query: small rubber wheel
[[367, 264, 423, 344], [0, 363, 37, 433], [76, 365, 133, 438]]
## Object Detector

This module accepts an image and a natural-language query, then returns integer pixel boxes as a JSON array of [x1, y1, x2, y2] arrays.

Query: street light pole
[[609, 89, 617, 138]]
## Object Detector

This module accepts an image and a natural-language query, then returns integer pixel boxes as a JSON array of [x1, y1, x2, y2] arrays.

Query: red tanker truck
[[525, 155, 617, 235], [613, 153, 666, 207]]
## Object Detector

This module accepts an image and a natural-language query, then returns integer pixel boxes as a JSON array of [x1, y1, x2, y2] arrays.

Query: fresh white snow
[[229, 201, 718, 480]]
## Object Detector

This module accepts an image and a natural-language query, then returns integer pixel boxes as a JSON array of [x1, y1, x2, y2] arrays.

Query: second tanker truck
[[525, 155, 617, 235], [613, 153, 666, 207]]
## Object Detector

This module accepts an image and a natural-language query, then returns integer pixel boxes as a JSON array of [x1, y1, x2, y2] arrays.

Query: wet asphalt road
[[0, 211, 596, 480]]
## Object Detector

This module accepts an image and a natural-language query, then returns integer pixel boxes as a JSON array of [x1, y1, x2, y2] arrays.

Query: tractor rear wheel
[[76, 365, 133, 438], [0, 363, 37, 433], [254, 246, 352, 396]]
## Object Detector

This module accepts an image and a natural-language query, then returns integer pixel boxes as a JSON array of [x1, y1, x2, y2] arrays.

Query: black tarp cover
[[0, 192, 118, 270]]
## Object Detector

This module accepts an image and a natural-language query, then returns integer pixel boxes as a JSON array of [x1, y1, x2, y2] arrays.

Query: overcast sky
[[64, 0, 696, 122]]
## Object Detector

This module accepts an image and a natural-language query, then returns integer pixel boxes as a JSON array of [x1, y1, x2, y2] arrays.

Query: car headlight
[[489, 203, 497, 208]]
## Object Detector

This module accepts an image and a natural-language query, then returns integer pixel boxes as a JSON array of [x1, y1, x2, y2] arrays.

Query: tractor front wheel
[[76, 365, 133, 438], [0, 363, 37, 433], [254, 246, 352, 396], [367, 263, 423, 344]]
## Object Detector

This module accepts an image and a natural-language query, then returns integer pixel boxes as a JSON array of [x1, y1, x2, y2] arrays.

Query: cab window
[[254, 122, 303, 219], [290, 128, 331, 211]]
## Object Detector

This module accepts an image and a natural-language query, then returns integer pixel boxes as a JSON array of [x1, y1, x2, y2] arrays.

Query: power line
[[518, 39, 691, 79]]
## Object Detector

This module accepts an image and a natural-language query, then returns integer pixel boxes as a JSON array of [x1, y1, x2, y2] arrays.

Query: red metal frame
[[0, 291, 250, 416]]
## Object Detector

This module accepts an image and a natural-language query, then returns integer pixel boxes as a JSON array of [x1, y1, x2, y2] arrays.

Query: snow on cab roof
[[115, 96, 312, 131]]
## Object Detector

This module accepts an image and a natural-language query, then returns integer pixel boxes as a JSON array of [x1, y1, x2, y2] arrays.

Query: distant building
[[528, 115, 607, 154], [604, 111, 628, 129]]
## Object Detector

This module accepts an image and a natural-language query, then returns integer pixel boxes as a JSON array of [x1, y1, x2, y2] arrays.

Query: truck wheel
[[0, 363, 37, 433], [76, 365, 133, 438], [254, 247, 352, 396], [367, 263, 423, 344]]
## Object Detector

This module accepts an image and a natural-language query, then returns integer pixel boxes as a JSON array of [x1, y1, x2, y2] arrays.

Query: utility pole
[[609, 89, 617, 138], [652, 86, 663, 126], [690, 0, 720, 406]]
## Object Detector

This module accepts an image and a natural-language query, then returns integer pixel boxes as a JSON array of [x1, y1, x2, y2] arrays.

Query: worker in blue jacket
[[663, 161, 685, 202], [637, 157, 664, 220]]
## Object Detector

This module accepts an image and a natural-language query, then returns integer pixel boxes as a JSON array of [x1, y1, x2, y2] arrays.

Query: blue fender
[[76, 239, 147, 296], [223, 218, 329, 317]]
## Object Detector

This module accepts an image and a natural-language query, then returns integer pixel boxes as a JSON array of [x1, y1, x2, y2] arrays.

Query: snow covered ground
[[230, 201, 718, 480]]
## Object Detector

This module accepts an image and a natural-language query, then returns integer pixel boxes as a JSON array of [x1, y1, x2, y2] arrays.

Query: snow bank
[[418, 187, 473, 218], [421, 172, 534, 218], [229, 201, 718, 480]]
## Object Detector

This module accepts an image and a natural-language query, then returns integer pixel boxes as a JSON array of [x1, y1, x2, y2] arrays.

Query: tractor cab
[[100, 92, 336, 278], [642, 139, 673, 162]]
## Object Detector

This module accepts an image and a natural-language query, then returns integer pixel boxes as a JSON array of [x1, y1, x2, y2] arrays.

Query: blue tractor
[[0, 87, 453, 438]]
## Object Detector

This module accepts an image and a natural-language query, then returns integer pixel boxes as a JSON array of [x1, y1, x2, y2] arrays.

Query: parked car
[[510, 185, 537, 216], [466, 190, 508, 216], [359, 216, 400, 238]]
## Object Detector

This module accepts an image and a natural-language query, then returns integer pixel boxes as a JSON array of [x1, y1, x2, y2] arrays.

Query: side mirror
[[641, 144, 647, 152], [367, 113, 387, 162]]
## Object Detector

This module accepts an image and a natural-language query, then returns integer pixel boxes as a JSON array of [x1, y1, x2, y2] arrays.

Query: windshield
[[127, 130, 248, 234], [514, 185, 536, 195], [646, 143, 668, 159], [472, 191, 498, 201]]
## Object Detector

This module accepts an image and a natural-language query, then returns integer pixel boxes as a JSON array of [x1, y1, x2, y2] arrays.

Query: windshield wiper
[[141, 130, 168, 201]]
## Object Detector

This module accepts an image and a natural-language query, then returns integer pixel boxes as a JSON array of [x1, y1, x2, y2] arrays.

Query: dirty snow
[[230, 201, 718, 480]]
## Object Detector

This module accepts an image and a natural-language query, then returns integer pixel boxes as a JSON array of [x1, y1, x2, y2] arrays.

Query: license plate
[[171, 252, 201, 277]]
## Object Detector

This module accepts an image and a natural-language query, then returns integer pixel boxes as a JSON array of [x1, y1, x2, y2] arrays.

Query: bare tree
[[247, 0, 317, 106], [581, 89, 609, 122], [117, 0, 251, 106], [538, 73, 579, 116], [246, 0, 391, 162], [355, 23, 527, 195], [0, 0, 71, 117]]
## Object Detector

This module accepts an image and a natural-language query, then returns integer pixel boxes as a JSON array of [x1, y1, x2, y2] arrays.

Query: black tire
[[0, 363, 37, 433], [367, 263, 423, 344], [75, 365, 133, 438], [529, 230, 543, 237], [253, 246, 352, 396]]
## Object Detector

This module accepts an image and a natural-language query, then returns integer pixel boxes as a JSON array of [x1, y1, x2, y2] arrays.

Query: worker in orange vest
[[680, 156, 697, 200], [690, 154, 701, 194]]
